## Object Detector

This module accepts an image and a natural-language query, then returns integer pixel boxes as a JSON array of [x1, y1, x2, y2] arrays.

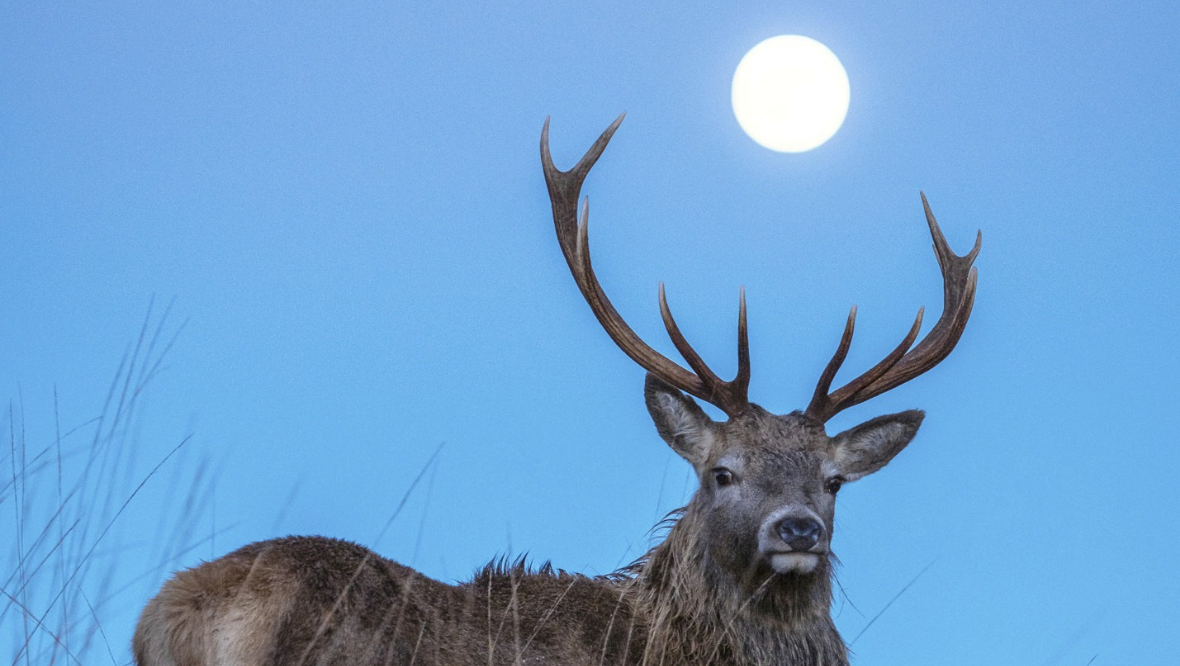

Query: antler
[[804, 194, 981, 422], [541, 114, 752, 417]]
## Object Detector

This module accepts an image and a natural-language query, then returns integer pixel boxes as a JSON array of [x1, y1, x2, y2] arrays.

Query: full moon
[[731, 35, 851, 153]]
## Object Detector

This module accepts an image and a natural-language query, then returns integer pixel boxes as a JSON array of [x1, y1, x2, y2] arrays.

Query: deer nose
[[776, 517, 822, 551]]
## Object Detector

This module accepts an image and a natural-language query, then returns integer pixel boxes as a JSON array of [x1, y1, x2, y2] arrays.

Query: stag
[[133, 115, 980, 666]]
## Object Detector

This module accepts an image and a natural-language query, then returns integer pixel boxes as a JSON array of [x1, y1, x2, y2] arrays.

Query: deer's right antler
[[541, 115, 752, 418]]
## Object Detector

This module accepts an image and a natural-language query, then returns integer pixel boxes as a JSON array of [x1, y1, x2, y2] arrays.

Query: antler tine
[[805, 306, 856, 421], [541, 113, 626, 278], [735, 286, 751, 396], [544, 115, 752, 416], [804, 194, 980, 422], [658, 284, 751, 416]]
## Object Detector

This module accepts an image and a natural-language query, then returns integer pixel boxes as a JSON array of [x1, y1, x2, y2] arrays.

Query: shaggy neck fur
[[630, 509, 848, 666]]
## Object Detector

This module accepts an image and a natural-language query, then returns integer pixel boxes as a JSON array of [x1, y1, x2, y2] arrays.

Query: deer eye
[[824, 477, 844, 495], [712, 468, 735, 487]]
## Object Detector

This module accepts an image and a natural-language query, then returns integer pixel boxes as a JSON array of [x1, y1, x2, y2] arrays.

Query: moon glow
[[731, 35, 851, 153]]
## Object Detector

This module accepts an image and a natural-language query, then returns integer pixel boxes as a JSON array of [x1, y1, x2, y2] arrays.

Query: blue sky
[[3, 1, 1178, 663]]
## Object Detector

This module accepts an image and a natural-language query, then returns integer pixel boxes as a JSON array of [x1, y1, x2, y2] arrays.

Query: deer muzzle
[[759, 508, 828, 574]]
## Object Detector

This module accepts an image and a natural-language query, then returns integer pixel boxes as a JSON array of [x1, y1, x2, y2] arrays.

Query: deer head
[[542, 114, 980, 585]]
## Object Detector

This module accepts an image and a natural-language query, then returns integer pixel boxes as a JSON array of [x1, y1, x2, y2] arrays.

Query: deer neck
[[632, 514, 847, 665]]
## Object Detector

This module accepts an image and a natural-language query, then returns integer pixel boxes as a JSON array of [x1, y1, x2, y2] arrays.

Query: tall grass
[[1, 302, 212, 665]]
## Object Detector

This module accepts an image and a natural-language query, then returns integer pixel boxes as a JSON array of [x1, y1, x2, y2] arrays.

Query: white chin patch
[[770, 552, 820, 574]]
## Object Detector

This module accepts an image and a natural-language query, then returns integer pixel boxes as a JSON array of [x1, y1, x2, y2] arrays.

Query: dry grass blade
[[2, 303, 212, 665], [849, 559, 937, 646], [373, 443, 444, 548]]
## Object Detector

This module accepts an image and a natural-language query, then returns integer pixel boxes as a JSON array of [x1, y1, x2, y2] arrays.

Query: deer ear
[[830, 410, 924, 481], [644, 374, 715, 467]]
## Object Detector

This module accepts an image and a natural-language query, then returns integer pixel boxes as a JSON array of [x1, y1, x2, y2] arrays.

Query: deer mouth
[[765, 551, 824, 574]]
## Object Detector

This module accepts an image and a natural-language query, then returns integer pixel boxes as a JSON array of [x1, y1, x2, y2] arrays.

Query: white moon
[[731, 35, 851, 153]]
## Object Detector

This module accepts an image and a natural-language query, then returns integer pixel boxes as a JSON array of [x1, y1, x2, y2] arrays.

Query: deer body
[[133, 530, 843, 666], [134, 535, 645, 665], [134, 115, 979, 666], [134, 478, 848, 666]]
